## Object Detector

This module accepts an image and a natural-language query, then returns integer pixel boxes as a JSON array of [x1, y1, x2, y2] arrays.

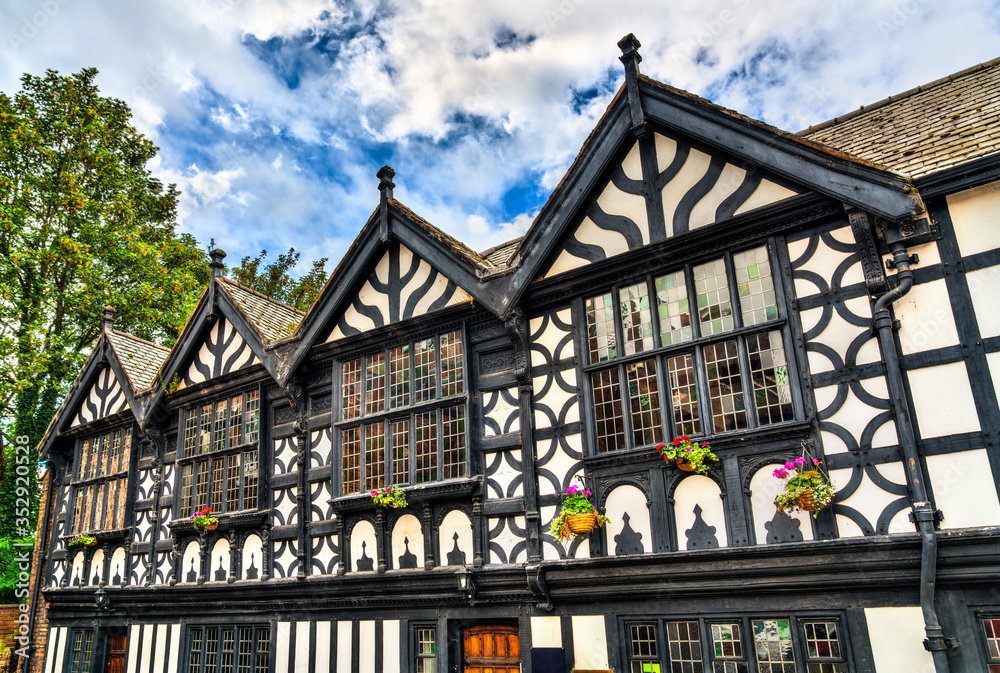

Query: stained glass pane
[[342, 358, 363, 419], [592, 368, 625, 452], [184, 410, 199, 457], [626, 359, 662, 446], [620, 282, 655, 356], [667, 354, 701, 435], [245, 390, 260, 443], [746, 331, 793, 426], [656, 271, 693, 345], [200, 404, 213, 454], [243, 450, 258, 507], [704, 340, 747, 432], [392, 419, 410, 485], [440, 330, 464, 396], [586, 292, 618, 363], [214, 399, 228, 452], [694, 258, 734, 336], [442, 405, 466, 479], [752, 620, 795, 673], [229, 395, 244, 447], [733, 245, 777, 326], [666, 621, 703, 673]]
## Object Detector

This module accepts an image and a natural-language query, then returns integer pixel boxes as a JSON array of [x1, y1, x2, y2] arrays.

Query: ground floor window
[[68, 629, 95, 673], [186, 624, 270, 673], [983, 617, 1000, 672], [414, 625, 437, 673], [626, 616, 848, 672]]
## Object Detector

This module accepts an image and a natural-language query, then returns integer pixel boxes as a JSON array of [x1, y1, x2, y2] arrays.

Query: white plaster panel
[[438, 510, 473, 565], [358, 277, 391, 322], [383, 620, 401, 673], [275, 622, 290, 673], [315, 622, 331, 673], [988, 351, 1000, 402], [337, 621, 353, 673], [829, 464, 910, 535], [532, 371, 579, 430], [967, 264, 1000, 338], [275, 486, 298, 524], [295, 621, 310, 673], [312, 429, 332, 469], [799, 306, 823, 335], [153, 624, 168, 673], [166, 624, 181, 673], [786, 237, 810, 266], [139, 625, 153, 673], [946, 179, 1000, 256], [605, 484, 652, 554], [537, 434, 583, 495], [546, 215, 630, 278], [907, 362, 981, 438], [596, 174, 649, 243], [749, 467, 814, 543], [490, 449, 523, 498], [622, 141, 643, 181], [110, 547, 127, 583], [89, 549, 105, 585], [662, 147, 712, 235], [70, 552, 85, 586], [531, 616, 562, 648], [391, 514, 424, 570], [653, 133, 677, 173], [673, 475, 728, 548], [350, 520, 377, 572], [865, 607, 933, 673], [181, 541, 200, 583], [824, 380, 890, 446], [484, 388, 520, 437], [820, 429, 851, 456], [733, 179, 799, 216], [689, 162, 746, 230], [572, 616, 610, 670], [927, 449, 1000, 529], [209, 538, 230, 582], [489, 516, 525, 564], [894, 279, 961, 354], [242, 534, 263, 579], [359, 621, 376, 673], [835, 514, 865, 538]]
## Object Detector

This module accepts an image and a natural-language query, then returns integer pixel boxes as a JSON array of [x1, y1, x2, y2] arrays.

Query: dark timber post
[[378, 166, 395, 243]]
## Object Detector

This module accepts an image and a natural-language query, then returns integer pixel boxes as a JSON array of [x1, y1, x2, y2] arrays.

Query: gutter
[[873, 239, 956, 671]]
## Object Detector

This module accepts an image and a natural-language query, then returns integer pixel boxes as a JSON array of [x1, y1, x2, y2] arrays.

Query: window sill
[[61, 528, 128, 547], [328, 476, 483, 514], [166, 510, 267, 534], [582, 420, 812, 470]]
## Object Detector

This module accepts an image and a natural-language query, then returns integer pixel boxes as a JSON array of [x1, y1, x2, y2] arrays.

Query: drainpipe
[[23, 462, 56, 673], [873, 240, 953, 671]]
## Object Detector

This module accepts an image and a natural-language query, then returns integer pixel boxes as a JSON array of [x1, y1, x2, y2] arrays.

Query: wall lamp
[[456, 568, 476, 604], [94, 587, 111, 611]]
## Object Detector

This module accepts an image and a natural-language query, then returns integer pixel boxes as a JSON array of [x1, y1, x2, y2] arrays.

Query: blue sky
[[3, 0, 1000, 275]]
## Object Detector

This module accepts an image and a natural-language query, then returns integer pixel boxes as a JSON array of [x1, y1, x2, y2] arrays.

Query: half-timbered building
[[23, 36, 1000, 673]]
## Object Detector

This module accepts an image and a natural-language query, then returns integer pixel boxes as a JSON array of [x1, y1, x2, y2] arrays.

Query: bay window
[[71, 426, 132, 534], [585, 243, 795, 453], [337, 329, 467, 496]]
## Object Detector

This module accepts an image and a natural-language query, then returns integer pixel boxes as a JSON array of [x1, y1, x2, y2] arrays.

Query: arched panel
[[209, 538, 231, 582], [70, 551, 86, 587], [673, 475, 728, 550], [109, 547, 127, 585], [749, 465, 814, 544], [438, 510, 473, 566], [89, 549, 105, 586], [350, 519, 378, 572], [242, 534, 263, 580], [181, 540, 201, 584], [604, 484, 652, 555], [390, 514, 424, 570]]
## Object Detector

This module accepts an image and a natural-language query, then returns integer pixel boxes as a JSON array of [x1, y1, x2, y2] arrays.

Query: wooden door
[[462, 625, 520, 673], [104, 632, 127, 673]]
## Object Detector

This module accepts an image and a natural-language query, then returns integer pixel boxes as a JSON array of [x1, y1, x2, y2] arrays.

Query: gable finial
[[102, 306, 117, 333], [377, 166, 395, 242], [209, 249, 227, 281], [617, 33, 647, 134]]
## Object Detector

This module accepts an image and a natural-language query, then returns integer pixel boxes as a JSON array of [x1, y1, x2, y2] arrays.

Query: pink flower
[[583, 490, 592, 496], [370, 491, 378, 497], [685, 447, 692, 452], [566, 485, 579, 494], [794, 457, 806, 465], [813, 458, 822, 465], [702, 442, 709, 448], [773, 468, 789, 479], [784, 461, 795, 470]]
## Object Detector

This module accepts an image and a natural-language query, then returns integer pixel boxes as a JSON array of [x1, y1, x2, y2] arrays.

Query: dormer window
[[336, 329, 468, 496], [71, 426, 133, 534], [177, 388, 261, 515]]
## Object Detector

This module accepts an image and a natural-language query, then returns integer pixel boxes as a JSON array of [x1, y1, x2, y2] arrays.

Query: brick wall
[[24, 470, 54, 673], [0, 604, 23, 670]]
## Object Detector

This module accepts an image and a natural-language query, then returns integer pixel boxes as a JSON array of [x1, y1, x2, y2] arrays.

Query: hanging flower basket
[[657, 436, 717, 474], [370, 485, 408, 509], [565, 512, 598, 535], [549, 484, 610, 543], [191, 507, 219, 532], [69, 534, 97, 548], [773, 449, 835, 517]]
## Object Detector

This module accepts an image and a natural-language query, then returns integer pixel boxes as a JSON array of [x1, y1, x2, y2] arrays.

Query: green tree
[[0, 68, 209, 538], [230, 248, 327, 312]]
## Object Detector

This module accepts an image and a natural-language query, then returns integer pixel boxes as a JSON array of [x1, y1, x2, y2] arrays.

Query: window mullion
[[359, 425, 367, 493], [618, 362, 637, 450], [409, 412, 417, 486], [724, 252, 744, 331], [436, 407, 444, 482]]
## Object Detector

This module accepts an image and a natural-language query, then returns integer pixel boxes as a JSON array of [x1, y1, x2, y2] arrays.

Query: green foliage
[[67, 534, 96, 547], [230, 247, 327, 312], [656, 436, 718, 474], [0, 68, 210, 537], [370, 485, 407, 509], [0, 536, 33, 604], [549, 484, 610, 543]]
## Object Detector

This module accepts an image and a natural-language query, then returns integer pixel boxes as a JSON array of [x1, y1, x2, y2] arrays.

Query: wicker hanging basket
[[565, 513, 598, 535], [796, 490, 819, 512], [675, 457, 697, 472], [85, 538, 98, 547], [206, 520, 219, 531]]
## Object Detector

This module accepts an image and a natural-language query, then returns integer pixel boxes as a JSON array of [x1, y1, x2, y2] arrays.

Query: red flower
[[203, 507, 212, 514], [681, 435, 689, 442], [672, 437, 681, 446]]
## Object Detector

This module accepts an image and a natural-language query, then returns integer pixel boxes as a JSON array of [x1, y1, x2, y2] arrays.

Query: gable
[[176, 316, 259, 390], [543, 132, 802, 279], [326, 242, 472, 341], [70, 366, 128, 427]]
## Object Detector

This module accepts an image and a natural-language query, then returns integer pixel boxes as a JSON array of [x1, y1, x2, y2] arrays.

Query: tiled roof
[[106, 330, 170, 392], [800, 57, 1000, 179], [480, 238, 522, 267], [219, 278, 305, 341]]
